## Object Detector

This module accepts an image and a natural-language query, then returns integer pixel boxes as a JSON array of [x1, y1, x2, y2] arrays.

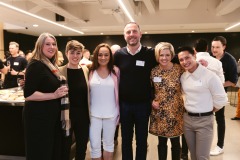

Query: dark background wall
[[3, 30, 240, 63]]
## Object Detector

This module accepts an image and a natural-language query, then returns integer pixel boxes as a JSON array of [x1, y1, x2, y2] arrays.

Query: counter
[[0, 87, 25, 157]]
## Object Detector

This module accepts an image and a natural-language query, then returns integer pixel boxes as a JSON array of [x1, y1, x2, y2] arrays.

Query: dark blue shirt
[[219, 52, 238, 91]]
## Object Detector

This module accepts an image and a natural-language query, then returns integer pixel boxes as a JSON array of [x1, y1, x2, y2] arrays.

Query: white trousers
[[89, 116, 117, 158]]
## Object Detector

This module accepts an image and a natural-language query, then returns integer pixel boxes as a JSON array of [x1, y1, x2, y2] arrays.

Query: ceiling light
[[225, 22, 240, 31], [100, 33, 103, 35], [191, 30, 195, 32], [0, 2, 84, 35], [33, 24, 38, 27], [117, 0, 135, 22]]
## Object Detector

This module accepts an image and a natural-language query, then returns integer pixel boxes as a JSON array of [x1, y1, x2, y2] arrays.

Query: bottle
[[60, 79, 71, 137]]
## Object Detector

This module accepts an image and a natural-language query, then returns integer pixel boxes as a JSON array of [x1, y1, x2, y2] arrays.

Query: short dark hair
[[176, 46, 195, 55], [212, 36, 227, 46], [194, 38, 208, 52]]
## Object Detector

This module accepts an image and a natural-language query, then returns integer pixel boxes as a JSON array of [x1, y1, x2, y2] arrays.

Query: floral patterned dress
[[149, 63, 184, 137]]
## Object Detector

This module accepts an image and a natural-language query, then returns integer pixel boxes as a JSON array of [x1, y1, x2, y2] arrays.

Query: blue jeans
[[120, 101, 151, 160]]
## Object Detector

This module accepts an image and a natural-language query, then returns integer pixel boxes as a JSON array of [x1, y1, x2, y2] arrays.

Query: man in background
[[79, 49, 92, 66], [3, 41, 28, 88], [194, 38, 225, 84], [210, 36, 238, 156], [111, 44, 121, 55]]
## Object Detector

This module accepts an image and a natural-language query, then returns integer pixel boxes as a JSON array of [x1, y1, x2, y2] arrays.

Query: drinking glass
[[7, 61, 10, 72], [17, 78, 22, 90]]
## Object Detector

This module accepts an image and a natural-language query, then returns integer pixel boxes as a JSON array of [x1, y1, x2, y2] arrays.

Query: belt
[[186, 111, 213, 117]]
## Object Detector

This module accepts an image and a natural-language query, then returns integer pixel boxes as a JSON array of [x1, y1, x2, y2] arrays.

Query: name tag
[[14, 62, 19, 66], [136, 60, 145, 67], [153, 77, 162, 82], [193, 80, 202, 86]]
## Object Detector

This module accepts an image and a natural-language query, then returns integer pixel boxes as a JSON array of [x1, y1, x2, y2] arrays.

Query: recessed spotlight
[[59, 34, 62, 36], [191, 30, 195, 32], [144, 32, 148, 34], [100, 33, 103, 35], [33, 24, 38, 27]]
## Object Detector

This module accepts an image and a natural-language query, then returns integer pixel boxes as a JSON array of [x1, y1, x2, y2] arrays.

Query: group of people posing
[[21, 22, 238, 160]]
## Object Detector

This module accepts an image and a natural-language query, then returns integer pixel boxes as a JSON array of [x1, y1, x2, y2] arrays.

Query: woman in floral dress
[[149, 42, 184, 160]]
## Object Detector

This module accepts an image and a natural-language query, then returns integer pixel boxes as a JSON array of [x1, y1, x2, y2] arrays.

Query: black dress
[[23, 60, 62, 160]]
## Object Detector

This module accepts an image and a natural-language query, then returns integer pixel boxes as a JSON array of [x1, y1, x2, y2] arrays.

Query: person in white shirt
[[89, 43, 120, 160], [80, 49, 92, 66], [194, 38, 225, 84], [177, 46, 228, 160]]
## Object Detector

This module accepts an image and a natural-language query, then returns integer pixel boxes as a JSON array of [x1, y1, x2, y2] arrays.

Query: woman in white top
[[89, 43, 120, 160]]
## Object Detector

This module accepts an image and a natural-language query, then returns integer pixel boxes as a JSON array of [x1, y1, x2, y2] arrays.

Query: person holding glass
[[149, 42, 184, 160], [89, 43, 120, 160], [23, 33, 68, 160], [59, 40, 90, 160], [4, 41, 27, 89]]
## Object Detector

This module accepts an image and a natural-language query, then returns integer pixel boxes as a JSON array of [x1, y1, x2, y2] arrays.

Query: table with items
[[0, 87, 25, 157]]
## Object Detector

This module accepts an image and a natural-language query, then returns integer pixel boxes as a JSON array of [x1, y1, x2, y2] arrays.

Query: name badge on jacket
[[136, 60, 145, 67], [153, 77, 162, 83], [14, 62, 19, 66]]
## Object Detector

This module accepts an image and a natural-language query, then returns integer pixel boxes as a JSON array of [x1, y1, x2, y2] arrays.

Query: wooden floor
[[83, 102, 240, 160], [1, 92, 239, 160]]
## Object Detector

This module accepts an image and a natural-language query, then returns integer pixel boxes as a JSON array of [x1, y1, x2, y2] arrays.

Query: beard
[[127, 39, 139, 46]]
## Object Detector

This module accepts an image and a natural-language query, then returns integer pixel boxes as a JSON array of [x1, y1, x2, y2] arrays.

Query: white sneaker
[[210, 146, 224, 156]]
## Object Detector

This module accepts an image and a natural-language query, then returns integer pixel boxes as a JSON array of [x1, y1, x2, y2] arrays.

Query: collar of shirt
[[127, 44, 142, 55], [185, 63, 203, 80]]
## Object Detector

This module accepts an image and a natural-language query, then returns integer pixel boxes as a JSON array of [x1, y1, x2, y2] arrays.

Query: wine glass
[[7, 60, 11, 72], [17, 78, 22, 90]]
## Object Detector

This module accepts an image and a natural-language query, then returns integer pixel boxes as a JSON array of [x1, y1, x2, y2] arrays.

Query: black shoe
[[231, 117, 240, 120], [181, 154, 188, 160]]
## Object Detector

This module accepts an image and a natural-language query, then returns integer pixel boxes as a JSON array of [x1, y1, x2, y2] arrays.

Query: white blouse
[[90, 70, 117, 118]]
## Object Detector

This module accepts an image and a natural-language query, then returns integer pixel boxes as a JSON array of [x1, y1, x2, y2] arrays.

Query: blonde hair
[[154, 42, 175, 61], [9, 41, 19, 48], [31, 33, 58, 65]]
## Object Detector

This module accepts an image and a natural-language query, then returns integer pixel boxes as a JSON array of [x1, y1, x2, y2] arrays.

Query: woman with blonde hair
[[149, 42, 184, 160], [23, 33, 68, 160]]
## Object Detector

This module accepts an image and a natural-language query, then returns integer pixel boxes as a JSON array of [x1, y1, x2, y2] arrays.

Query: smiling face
[[211, 40, 225, 59], [178, 50, 198, 73], [158, 48, 172, 68], [98, 47, 110, 67], [124, 23, 142, 47], [67, 49, 82, 68], [42, 37, 57, 59]]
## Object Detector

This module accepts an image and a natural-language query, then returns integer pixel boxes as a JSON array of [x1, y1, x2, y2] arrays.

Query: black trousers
[[215, 106, 225, 148], [62, 107, 89, 160]]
